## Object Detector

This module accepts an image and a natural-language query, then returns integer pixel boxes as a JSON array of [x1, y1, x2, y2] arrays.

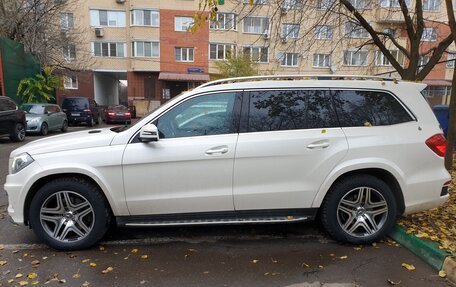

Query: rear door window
[[246, 89, 338, 132], [63, 98, 89, 110], [332, 90, 414, 127]]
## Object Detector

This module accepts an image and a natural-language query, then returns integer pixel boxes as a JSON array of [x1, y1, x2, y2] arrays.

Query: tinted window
[[156, 92, 236, 139], [332, 90, 413, 127], [62, 98, 89, 110], [247, 90, 337, 132], [0, 98, 16, 112]]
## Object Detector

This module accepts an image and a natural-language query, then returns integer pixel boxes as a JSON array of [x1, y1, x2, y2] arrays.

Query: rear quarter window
[[332, 90, 414, 127]]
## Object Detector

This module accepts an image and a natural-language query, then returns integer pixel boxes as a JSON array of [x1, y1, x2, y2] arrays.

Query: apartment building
[[57, 0, 455, 110]]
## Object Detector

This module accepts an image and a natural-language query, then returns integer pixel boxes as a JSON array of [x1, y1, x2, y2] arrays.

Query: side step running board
[[116, 209, 318, 227]]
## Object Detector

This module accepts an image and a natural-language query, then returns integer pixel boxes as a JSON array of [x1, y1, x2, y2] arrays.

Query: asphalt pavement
[[0, 121, 452, 286]]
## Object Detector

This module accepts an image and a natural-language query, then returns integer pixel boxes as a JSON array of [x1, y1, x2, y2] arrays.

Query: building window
[[343, 50, 368, 66], [243, 0, 268, 4], [209, 43, 236, 60], [61, 13, 74, 29], [210, 13, 237, 30], [279, 53, 299, 66], [92, 42, 126, 57], [132, 41, 159, 57], [283, 0, 303, 9], [63, 76, 78, 89], [447, 53, 456, 68], [131, 10, 159, 27], [243, 46, 268, 63], [89, 10, 126, 27], [63, 45, 76, 61], [317, 0, 335, 9], [423, 0, 440, 11], [383, 28, 396, 37], [315, 25, 333, 40], [174, 16, 194, 32], [418, 55, 430, 71], [379, 0, 410, 7], [313, 53, 331, 67], [282, 24, 299, 39], [345, 22, 370, 38], [348, 0, 370, 8], [243, 17, 269, 34], [421, 27, 437, 41], [375, 50, 405, 66], [175, 47, 194, 62]]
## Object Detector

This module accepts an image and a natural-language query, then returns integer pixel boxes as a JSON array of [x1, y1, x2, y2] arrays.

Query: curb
[[389, 225, 456, 284]]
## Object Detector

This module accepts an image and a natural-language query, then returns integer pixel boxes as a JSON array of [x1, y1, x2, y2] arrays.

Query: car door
[[0, 98, 16, 135], [122, 91, 242, 216], [233, 89, 349, 211]]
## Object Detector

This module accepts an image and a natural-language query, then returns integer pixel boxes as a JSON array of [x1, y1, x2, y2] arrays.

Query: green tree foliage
[[17, 67, 63, 104], [214, 54, 259, 78]]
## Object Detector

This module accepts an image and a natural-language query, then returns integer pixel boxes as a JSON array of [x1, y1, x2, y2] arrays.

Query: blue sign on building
[[187, 68, 204, 73]]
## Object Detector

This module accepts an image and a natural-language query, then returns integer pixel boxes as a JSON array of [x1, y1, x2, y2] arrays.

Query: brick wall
[[56, 71, 94, 105], [160, 10, 209, 73]]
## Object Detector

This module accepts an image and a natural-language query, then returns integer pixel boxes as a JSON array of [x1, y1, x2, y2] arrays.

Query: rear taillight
[[125, 112, 131, 116], [84, 109, 91, 113], [425, 134, 446, 157], [108, 112, 115, 116]]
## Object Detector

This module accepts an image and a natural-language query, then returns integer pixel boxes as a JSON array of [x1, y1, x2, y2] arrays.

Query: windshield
[[63, 98, 88, 109], [22, 104, 46, 114]]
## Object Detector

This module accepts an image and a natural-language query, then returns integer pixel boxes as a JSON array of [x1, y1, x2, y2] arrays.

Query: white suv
[[4, 75, 450, 250]]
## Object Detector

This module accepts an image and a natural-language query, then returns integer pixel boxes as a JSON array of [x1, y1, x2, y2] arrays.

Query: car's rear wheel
[[40, 122, 48, 136], [61, 120, 68, 132], [320, 175, 397, 244], [29, 178, 111, 250], [10, 123, 25, 142]]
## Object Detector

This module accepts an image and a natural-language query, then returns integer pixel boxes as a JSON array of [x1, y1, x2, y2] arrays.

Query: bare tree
[[0, 0, 93, 71]]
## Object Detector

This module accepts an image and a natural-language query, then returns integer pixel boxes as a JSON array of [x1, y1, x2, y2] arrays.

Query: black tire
[[320, 175, 397, 244], [87, 117, 94, 127], [61, 120, 68, 132], [10, 123, 25, 142], [29, 177, 111, 250], [95, 116, 100, 125], [40, 122, 48, 136]]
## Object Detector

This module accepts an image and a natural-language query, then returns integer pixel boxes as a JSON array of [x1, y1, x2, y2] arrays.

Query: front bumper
[[4, 161, 43, 225]]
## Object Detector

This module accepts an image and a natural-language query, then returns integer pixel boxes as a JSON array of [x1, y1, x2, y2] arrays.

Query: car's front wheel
[[40, 122, 48, 136], [320, 175, 397, 244], [61, 120, 68, 132], [10, 123, 25, 142], [29, 178, 111, 250]]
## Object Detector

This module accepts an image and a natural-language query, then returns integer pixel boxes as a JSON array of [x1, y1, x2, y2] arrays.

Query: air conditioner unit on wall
[[95, 27, 104, 37], [263, 33, 270, 39], [116, 0, 126, 3]]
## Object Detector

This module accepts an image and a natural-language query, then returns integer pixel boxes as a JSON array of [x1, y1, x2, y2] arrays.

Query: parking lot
[[0, 121, 451, 286]]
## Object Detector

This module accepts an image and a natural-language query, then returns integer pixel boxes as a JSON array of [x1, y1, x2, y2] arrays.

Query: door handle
[[205, 146, 229, 155], [307, 141, 330, 149]]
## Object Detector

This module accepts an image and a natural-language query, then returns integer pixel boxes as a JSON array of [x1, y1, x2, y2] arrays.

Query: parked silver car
[[22, 104, 68, 135]]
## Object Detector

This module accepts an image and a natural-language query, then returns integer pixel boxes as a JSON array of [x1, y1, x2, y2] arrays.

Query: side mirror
[[139, 123, 159, 142]]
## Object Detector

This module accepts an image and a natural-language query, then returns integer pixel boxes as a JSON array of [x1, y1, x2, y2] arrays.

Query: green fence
[[0, 37, 40, 104]]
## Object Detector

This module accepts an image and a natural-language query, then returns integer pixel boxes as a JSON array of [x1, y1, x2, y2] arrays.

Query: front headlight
[[11, 153, 34, 174], [28, 118, 39, 124]]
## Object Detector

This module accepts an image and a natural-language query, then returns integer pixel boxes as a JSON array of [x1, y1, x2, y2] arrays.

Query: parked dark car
[[61, 97, 100, 126], [105, 105, 131, 124], [0, 96, 26, 142]]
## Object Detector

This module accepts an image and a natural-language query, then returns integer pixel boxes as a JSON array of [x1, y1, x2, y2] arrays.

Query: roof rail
[[195, 74, 399, 90]]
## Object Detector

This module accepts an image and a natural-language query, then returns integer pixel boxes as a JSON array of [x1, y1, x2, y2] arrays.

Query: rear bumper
[[68, 115, 92, 123], [106, 116, 131, 122]]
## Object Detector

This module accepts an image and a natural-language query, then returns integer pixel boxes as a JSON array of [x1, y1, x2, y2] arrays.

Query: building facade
[[57, 0, 455, 112]]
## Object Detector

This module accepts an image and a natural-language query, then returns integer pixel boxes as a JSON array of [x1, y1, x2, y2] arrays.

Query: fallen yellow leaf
[[89, 262, 97, 267], [31, 281, 39, 285], [131, 248, 139, 253], [387, 279, 402, 285], [82, 259, 90, 263], [18, 281, 28, 286], [339, 256, 348, 259], [141, 255, 149, 260], [99, 246, 105, 251], [72, 273, 80, 279], [439, 270, 446, 278], [8, 279, 14, 283], [401, 263, 415, 271], [101, 267, 114, 274], [15, 273, 23, 278], [251, 259, 259, 264], [27, 273, 37, 279], [0, 260, 7, 266]]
